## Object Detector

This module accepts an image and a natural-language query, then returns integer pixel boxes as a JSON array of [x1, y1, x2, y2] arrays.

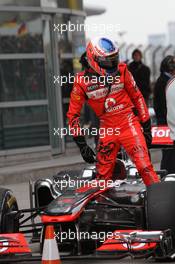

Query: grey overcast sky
[[83, 0, 175, 45]]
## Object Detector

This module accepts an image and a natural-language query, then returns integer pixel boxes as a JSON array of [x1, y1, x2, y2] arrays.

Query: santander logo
[[105, 98, 116, 110]]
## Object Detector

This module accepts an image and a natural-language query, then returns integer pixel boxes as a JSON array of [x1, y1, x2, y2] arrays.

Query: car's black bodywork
[[0, 149, 175, 262], [31, 159, 175, 259]]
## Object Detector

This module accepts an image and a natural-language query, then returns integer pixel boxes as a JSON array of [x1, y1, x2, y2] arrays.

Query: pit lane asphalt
[[4, 159, 174, 264]]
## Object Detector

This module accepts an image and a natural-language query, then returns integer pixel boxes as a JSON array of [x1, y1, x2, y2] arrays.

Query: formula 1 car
[[0, 126, 175, 262]]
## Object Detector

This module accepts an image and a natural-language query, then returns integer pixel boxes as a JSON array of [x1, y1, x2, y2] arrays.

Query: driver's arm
[[67, 80, 86, 137], [67, 80, 96, 163]]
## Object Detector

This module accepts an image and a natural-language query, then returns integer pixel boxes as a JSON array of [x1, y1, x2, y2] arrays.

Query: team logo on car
[[105, 98, 116, 110]]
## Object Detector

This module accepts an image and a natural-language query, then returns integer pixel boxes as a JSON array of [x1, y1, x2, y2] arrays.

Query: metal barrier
[[119, 43, 175, 83]]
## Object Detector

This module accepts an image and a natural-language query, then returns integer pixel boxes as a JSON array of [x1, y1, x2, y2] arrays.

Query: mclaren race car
[[0, 126, 175, 262]]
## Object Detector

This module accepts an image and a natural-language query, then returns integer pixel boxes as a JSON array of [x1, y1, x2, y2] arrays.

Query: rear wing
[[151, 126, 174, 148]]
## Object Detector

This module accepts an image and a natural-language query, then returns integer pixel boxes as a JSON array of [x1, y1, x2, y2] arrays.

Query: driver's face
[[98, 54, 119, 70]]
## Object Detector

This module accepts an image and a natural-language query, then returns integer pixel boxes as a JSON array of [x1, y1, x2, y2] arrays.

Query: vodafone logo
[[105, 98, 116, 110]]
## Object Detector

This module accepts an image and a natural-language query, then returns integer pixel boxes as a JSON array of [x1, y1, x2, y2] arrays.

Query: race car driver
[[67, 37, 160, 186]]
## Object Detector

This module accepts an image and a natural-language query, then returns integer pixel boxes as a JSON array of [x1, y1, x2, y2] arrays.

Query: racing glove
[[74, 136, 96, 164], [141, 119, 152, 148]]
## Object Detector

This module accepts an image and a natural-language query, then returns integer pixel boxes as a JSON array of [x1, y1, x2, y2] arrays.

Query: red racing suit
[[67, 63, 160, 186]]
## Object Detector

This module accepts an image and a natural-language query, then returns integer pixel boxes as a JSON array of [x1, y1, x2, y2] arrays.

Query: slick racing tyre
[[0, 188, 19, 233], [146, 182, 175, 236]]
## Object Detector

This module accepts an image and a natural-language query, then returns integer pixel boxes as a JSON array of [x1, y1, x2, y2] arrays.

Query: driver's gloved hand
[[74, 136, 96, 164], [141, 119, 152, 148]]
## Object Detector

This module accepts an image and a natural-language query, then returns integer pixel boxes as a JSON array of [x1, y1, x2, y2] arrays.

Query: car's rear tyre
[[0, 188, 19, 233], [146, 182, 175, 235], [146, 182, 175, 261]]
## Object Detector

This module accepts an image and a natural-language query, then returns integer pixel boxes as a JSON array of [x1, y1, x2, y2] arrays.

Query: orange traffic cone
[[42, 225, 61, 264]]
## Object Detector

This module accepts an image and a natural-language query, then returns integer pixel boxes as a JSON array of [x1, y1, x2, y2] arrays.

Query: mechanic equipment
[[42, 225, 61, 264]]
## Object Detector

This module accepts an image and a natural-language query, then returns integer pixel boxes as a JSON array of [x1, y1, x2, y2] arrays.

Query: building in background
[[148, 34, 166, 46], [168, 22, 175, 45], [0, 0, 83, 155], [0, 0, 106, 157]]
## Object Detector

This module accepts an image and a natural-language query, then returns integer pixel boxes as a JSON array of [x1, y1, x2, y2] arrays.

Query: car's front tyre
[[0, 188, 19, 233]]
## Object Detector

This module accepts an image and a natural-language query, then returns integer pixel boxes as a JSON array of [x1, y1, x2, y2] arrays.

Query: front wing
[[0, 229, 174, 262], [96, 229, 174, 259]]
